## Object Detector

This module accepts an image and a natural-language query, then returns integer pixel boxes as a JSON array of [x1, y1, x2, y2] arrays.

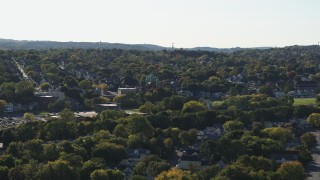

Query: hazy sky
[[1, 0, 320, 48]]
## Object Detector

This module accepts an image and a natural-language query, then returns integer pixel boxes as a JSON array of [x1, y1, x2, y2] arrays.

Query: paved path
[[307, 130, 320, 179]]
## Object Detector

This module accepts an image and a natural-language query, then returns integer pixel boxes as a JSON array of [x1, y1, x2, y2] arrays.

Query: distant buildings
[[95, 103, 120, 112], [118, 88, 137, 95]]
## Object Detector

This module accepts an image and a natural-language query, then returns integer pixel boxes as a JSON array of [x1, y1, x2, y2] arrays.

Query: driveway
[[307, 130, 320, 179]]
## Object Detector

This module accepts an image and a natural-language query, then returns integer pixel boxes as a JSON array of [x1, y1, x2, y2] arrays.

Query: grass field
[[293, 98, 316, 106]]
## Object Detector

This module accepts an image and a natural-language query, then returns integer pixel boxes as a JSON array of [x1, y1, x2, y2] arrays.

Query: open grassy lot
[[293, 98, 316, 106]]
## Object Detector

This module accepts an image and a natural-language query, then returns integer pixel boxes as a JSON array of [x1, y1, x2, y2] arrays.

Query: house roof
[[269, 151, 299, 161], [180, 155, 200, 161]]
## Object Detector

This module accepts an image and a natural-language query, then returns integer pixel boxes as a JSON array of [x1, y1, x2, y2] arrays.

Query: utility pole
[[172, 43, 174, 51]]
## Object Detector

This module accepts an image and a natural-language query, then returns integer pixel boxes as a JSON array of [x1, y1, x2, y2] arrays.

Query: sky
[[1, 0, 320, 48]]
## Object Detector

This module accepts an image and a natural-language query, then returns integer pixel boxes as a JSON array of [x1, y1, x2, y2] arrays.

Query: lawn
[[293, 98, 316, 106]]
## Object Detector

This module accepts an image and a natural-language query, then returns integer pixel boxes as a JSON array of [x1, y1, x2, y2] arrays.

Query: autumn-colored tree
[[155, 169, 194, 180], [277, 161, 306, 180]]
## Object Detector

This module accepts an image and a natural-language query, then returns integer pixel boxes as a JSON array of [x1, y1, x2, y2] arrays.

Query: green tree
[[257, 86, 274, 96], [58, 108, 76, 121], [217, 164, 251, 180], [139, 102, 157, 114], [23, 112, 36, 121], [40, 82, 51, 91], [43, 144, 59, 161], [134, 155, 170, 177], [261, 127, 292, 143], [0, 166, 9, 180], [113, 124, 129, 138], [0, 100, 7, 112], [179, 129, 198, 145], [196, 165, 221, 180], [80, 159, 105, 180], [223, 120, 244, 132], [200, 140, 218, 161], [15, 81, 34, 103], [105, 169, 124, 180], [127, 116, 155, 138], [307, 113, 320, 127], [79, 80, 92, 90], [90, 169, 108, 180], [182, 100, 207, 113], [37, 160, 79, 180], [300, 132, 317, 149], [91, 142, 126, 165]]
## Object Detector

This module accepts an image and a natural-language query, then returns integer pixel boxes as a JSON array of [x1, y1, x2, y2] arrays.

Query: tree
[[223, 120, 244, 132], [105, 169, 124, 180], [200, 140, 218, 161], [112, 124, 129, 138], [127, 116, 155, 138], [307, 113, 320, 127], [162, 96, 187, 110], [300, 132, 317, 149], [58, 152, 83, 169], [182, 100, 207, 113], [80, 159, 105, 180], [134, 155, 170, 177], [163, 138, 173, 150], [217, 164, 251, 180], [40, 82, 51, 91], [79, 80, 92, 90], [236, 155, 272, 171], [261, 127, 292, 143], [58, 108, 76, 121], [23, 139, 44, 160], [91, 142, 126, 165], [37, 160, 79, 180], [298, 148, 312, 164], [217, 137, 246, 162], [0, 100, 7, 112], [97, 84, 108, 95], [23, 112, 36, 121], [43, 144, 59, 161], [155, 169, 194, 180], [196, 165, 221, 180], [127, 133, 148, 149], [179, 129, 198, 145], [8, 165, 25, 180], [90, 169, 106, 180], [139, 102, 157, 114], [0, 166, 9, 180], [257, 86, 274, 96], [277, 161, 306, 180], [15, 81, 34, 103]]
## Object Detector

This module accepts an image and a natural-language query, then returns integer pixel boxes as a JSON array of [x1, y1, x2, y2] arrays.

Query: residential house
[[178, 90, 193, 97], [120, 148, 150, 179], [294, 80, 319, 97], [269, 151, 299, 164], [95, 103, 120, 113], [4, 103, 13, 113], [118, 88, 137, 95], [197, 126, 223, 141], [177, 154, 201, 170], [176, 149, 202, 170], [120, 148, 150, 168]]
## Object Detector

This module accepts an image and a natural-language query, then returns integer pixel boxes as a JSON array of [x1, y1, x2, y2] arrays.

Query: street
[[307, 130, 320, 179]]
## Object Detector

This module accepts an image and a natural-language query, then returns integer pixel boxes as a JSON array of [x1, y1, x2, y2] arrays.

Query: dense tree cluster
[[0, 46, 319, 179]]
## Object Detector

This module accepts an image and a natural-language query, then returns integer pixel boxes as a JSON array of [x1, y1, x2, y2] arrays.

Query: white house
[[4, 103, 13, 113]]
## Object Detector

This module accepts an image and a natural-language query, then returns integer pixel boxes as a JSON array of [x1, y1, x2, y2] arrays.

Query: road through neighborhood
[[307, 130, 320, 179]]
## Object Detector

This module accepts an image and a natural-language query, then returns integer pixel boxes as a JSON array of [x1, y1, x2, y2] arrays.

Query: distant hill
[[0, 38, 271, 52]]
